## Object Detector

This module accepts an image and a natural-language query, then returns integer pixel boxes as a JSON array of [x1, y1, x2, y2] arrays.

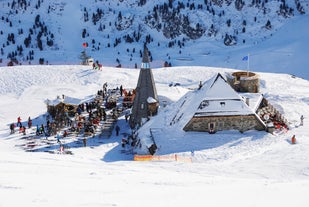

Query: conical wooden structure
[[129, 45, 159, 129]]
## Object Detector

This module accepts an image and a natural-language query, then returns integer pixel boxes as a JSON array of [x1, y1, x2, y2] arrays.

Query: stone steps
[[99, 115, 117, 138]]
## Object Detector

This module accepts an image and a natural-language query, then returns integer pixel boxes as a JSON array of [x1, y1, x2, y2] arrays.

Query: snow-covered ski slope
[[0, 65, 308, 207]]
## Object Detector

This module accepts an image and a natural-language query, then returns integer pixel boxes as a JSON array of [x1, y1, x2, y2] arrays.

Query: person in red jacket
[[291, 135, 296, 144], [17, 116, 22, 127]]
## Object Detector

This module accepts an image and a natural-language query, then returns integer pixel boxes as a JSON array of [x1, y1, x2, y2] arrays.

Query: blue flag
[[242, 56, 248, 61]]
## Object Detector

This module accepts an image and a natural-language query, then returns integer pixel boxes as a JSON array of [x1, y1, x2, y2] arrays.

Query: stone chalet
[[180, 73, 288, 134]]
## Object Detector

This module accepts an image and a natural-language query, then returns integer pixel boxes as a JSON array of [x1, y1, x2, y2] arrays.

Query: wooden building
[[46, 95, 83, 119]]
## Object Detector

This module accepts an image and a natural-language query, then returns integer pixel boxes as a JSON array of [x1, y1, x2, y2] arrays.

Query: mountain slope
[[0, 0, 308, 78]]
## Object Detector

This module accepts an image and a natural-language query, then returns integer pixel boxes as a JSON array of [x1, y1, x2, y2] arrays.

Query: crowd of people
[[10, 116, 32, 135], [10, 82, 131, 152]]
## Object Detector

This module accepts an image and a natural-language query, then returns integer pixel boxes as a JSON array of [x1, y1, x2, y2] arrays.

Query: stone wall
[[227, 71, 260, 93], [183, 115, 265, 133]]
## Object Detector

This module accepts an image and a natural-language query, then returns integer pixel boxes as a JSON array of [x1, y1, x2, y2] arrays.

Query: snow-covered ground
[[0, 65, 308, 207]]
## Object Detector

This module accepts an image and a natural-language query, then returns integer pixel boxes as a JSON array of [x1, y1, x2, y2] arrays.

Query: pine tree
[[265, 20, 271, 29]]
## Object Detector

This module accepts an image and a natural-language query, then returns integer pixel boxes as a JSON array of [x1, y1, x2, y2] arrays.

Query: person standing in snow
[[300, 115, 304, 126], [19, 126, 23, 134], [120, 85, 123, 96], [83, 137, 87, 147], [36, 125, 40, 136], [77, 105, 82, 115], [56, 132, 61, 143], [291, 135, 296, 144], [85, 102, 90, 113], [10, 123, 15, 134], [17, 116, 22, 127], [121, 138, 127, 148], [22, 126, 26, 135], [46, 119, 50, 132], [40, 124, 45, 135], [115, 125, 120, 136], [125, 113, 129, 122], [28, 117, 32, 129]]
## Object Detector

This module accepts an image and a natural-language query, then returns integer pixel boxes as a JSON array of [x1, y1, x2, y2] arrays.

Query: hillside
[[0, 0, 308, 79]]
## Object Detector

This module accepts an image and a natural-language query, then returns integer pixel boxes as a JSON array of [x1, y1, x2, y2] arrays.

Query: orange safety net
[[134, 154, 192, 163]]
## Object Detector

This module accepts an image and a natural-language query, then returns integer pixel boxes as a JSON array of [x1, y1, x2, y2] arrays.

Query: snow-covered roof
[[193, 73, 258, 117], [240, 93, 264, 112], [195, 99, 253, 117], [46, 95, 84, 106], [46, 98, 61, 106], [63, 96, 83, 105], [147, 97, 157, 104], [201, 73, 242, 100]]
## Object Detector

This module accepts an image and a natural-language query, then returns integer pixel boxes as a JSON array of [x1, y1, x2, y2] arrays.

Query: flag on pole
[[242, 54, 250, 76], [242, 56, 248, 61]]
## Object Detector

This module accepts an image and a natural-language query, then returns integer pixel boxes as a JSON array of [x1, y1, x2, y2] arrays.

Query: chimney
[[245, 97, 250, 106]]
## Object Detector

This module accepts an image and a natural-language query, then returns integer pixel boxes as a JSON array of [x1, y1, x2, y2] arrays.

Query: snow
[[0, 64, 309, 207], [195, 99, 252, 116], [147, 96, 157, 104], [241, 93, 264, 112]]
